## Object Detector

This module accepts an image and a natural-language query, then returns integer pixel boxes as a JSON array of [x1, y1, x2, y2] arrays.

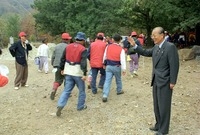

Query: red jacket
[[89, 40, 106, 68]]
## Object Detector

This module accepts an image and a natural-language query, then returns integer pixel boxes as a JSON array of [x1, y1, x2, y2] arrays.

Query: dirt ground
[[0, 53, 200, 135]]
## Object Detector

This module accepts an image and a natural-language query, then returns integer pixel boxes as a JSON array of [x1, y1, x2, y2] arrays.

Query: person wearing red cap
[[9, 31, 32, 90], [50, 32, 72, 100], [123, 31, 142, 77], [87, 32, 107, 94], [138, 34, 145, 46]]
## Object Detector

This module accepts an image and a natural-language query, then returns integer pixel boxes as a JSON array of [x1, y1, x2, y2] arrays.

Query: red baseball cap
[[19, 32, 26, 37], [61, 33, 72, 40]]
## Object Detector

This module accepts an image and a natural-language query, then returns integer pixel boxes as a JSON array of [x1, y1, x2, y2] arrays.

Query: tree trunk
[[145, 25, 153, 47], [196, 23, 200, 45]]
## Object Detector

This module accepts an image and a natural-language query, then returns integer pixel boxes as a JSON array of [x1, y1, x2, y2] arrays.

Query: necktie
[[156, 46, 160, 56]]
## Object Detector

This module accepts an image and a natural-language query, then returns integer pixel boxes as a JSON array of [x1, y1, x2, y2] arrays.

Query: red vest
[[106, 43, 122, 62], [65, 43, 85, 63], [90, 40, 106, 68]]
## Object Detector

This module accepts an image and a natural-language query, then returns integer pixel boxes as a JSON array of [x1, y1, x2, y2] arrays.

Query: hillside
[[0, 0, 34, 16]]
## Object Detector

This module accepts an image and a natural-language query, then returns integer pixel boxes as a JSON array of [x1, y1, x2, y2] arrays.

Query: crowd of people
[[4, 27, 179, 135], [163, 30, 197, 48]]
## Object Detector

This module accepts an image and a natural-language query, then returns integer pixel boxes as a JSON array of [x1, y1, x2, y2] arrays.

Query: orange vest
[[106, 43, 122, 65], [90, 40, 106, 68]]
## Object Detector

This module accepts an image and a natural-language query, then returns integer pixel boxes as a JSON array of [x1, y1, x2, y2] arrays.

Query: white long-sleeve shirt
[[103, 44, 126, 71], [37, 44, 49, 57]]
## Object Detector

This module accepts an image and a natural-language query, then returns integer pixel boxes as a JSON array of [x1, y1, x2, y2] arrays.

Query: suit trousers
[[15, 61, 28, 87], [153, 81, 173, 134]]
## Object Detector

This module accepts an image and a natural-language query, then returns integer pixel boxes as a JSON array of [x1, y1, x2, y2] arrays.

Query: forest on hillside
[[0, 0, 199, 48], [0, 0, 34, 16]]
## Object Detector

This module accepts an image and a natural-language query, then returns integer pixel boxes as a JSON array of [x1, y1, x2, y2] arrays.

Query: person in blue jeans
[[87, 32, 106, 94], [56, 32, 88, 116], [102, 34, 126, 102]]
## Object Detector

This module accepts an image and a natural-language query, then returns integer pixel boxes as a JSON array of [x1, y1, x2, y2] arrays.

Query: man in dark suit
[[128, 27, 179, 135]]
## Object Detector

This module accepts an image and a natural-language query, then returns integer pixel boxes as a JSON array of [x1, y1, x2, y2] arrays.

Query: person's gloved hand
[[52, 68, 57, 73], [25, 40, 29, 44], [0, 64, 9, 77]]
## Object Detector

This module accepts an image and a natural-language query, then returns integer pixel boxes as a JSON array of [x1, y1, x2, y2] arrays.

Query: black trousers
[[153, 82, 173, 134]]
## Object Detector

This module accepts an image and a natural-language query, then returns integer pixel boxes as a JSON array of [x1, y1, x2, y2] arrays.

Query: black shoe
[[92, 91, 97, 94], [149, 127, 158, 131], [87, 85, 91, 89], [117, 91, 124, 95], [56, 107, 63, 117], [50, 91, 56, 100], [98, 86, 103, 89], [102, 97, 107, 102], [77, 105, 87, 111], [155, 132, 166, 135]]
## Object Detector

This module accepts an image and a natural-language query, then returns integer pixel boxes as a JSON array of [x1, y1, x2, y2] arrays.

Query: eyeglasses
[[151, 34, 160, 38], [151, 33, 164, 39]]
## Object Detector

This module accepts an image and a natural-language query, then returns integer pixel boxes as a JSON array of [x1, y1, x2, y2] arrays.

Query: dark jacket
[[134, 41, 179, 88], [123, 37, 141, 55], [51, 42, 67, 67], [9, 40, 32, 66]]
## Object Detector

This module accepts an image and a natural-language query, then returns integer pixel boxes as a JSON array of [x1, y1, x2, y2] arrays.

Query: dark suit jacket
[[9, 40, 32, 66], [135, 41, 179, 88]]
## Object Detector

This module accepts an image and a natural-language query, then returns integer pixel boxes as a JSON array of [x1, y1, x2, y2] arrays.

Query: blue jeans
[[57, 75, 86, 110], [103, 65, 122, 98], [91, 68, 105, 93]]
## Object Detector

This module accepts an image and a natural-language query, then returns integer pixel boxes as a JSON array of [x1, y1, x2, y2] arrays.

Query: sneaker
[[77, 105, 87, 111], [133, 70, 138, 76], [92, 91, 97, 94], [117, 91, 124, 95], [38, 70, 42, 72], [50, 91, 56, 100], [21, 84, 29, 87], [102, 97, 107, 102], [56, 107, 63, 117], [14, 87, 19, 90]]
